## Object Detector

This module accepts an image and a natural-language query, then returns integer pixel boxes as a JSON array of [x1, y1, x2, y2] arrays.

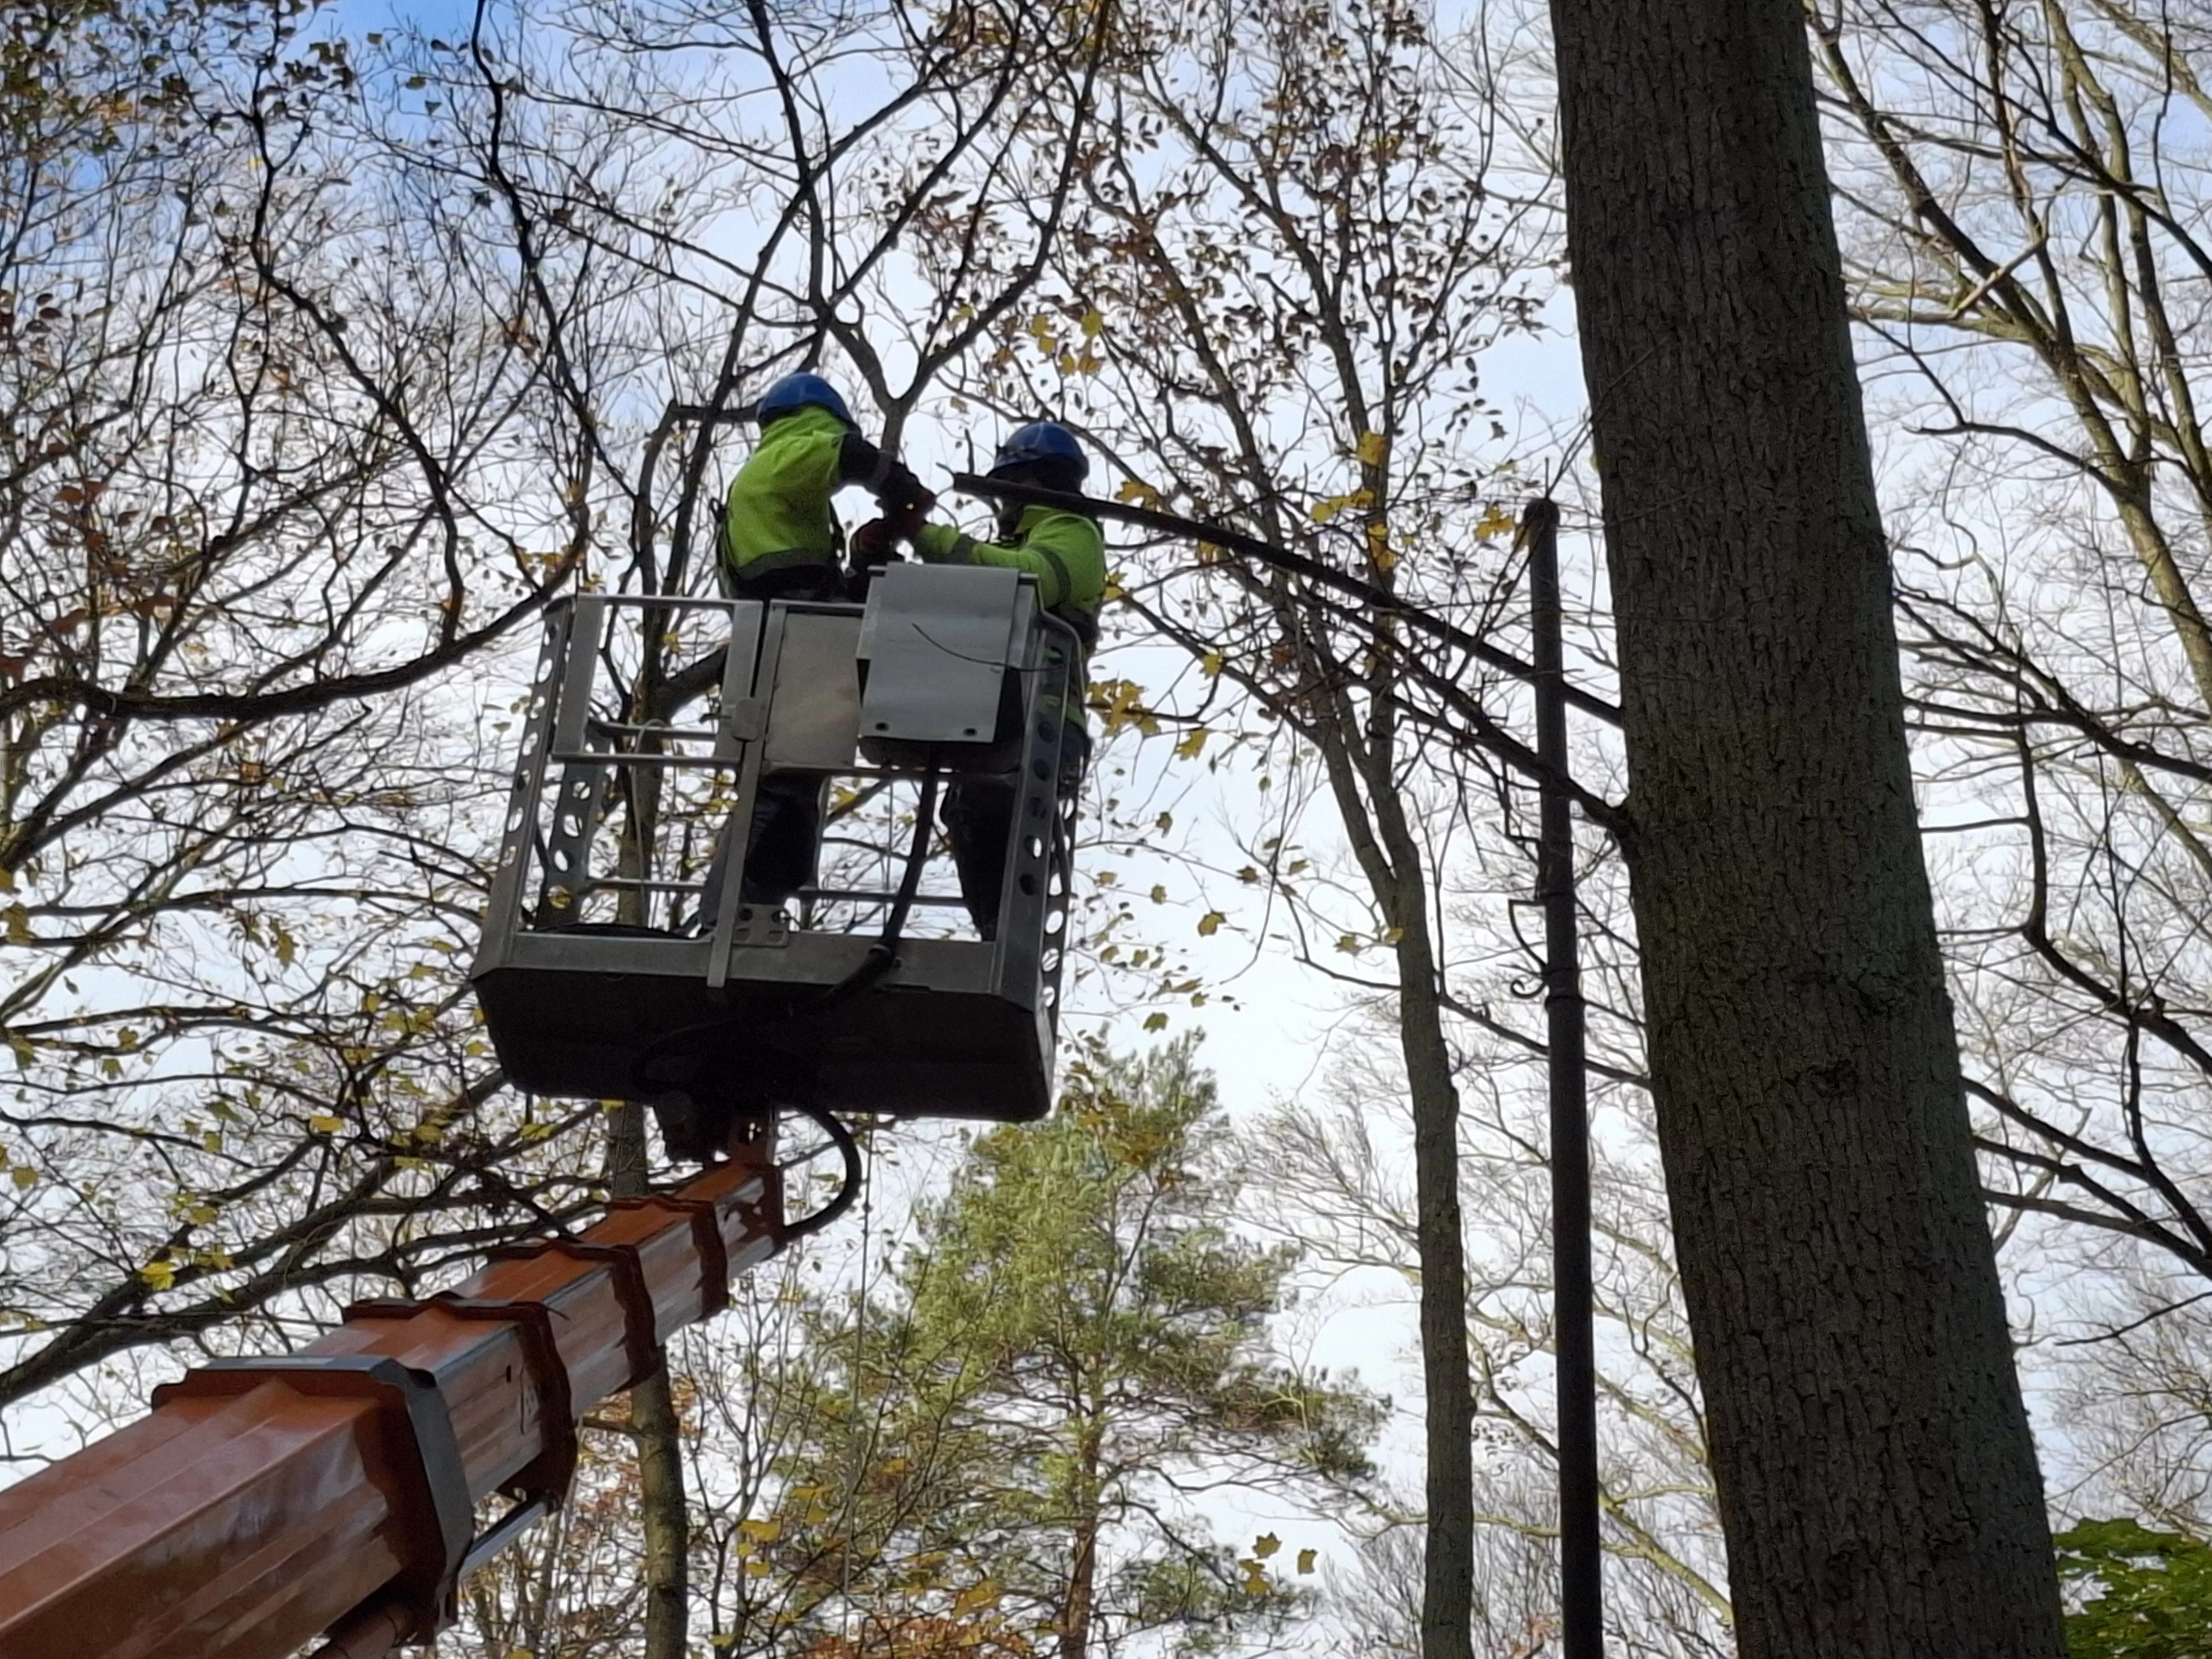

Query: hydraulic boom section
[[0, 1146, 782, 1659]]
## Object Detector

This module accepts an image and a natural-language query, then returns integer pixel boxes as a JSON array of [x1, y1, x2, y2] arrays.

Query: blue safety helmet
[[756, 372, 854, 429], [990, 421, 1088, 484]]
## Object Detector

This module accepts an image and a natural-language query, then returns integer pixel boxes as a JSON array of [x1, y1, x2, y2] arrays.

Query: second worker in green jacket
[[908, 421, 1105, 940]]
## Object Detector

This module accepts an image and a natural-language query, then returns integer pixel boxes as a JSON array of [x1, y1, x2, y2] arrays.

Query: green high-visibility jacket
[[914, 504, 1105, 725], [721, 405, 851, 584]]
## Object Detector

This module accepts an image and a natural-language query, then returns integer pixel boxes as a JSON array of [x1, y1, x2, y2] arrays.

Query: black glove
[[839, 436, 931, 516], [849, 519, 895, 568]]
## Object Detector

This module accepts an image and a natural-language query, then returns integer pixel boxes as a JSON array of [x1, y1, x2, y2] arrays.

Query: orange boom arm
[[0, 1147, 783, 1659]]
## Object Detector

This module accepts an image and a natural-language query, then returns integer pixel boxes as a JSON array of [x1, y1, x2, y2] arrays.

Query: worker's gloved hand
[[849, 518, 895, 568], [884, 496, 932, 543], [873, 459, 932, 515]]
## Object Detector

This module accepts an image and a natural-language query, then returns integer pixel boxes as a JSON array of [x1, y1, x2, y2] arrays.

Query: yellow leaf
[[740, 1517, 782, 1544], [1311, 489, 1374, 525], [11, 1166, 34, 1190], [1081, 307, 1104, 339], [308, 1114, 342, 1134], [952, 1580, 1003, 1616], [1297, 1548, 1317, 1574], [1381, 925, 1406, 944], [1355, 430, 1387, 465], [139, 1258, 176, 1291], [4, 905, 29, 946], [1335, 934, 1361, 954], [1143, 1012, 1168, 1032], [744, 1559, 771, 1578], [1200, 651, 1224, 677], [1368, 522, 1396, 572], [505, 1648, 536, 1658], [1114, 478, 1160, 509], [1253, 1532, 1282, 1559], [1174, 728, 1208, 761], [1475, 504, 1517, 541], [1149, 884, 1167, 904], [1197, 911, 1225, 937]]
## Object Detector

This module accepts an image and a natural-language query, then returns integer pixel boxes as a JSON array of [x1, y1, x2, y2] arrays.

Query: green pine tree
[[736, 1037, 1380, 1659], [2056, 1519, 2212, 1659]]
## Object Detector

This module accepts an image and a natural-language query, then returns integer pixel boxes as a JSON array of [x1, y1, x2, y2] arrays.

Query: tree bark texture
[[1545, 0, 2065, 1651], [1387, 861, 1478, 1659], [607, 1101, 692, 1659], [1062, 1419, 1101, 1659]]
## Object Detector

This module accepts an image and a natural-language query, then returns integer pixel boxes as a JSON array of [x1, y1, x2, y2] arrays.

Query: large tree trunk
[[1545, 0, 2065, 1651]]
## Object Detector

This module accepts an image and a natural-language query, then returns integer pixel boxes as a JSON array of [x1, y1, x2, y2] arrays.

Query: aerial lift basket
[[470, 564, 1081, 1128]]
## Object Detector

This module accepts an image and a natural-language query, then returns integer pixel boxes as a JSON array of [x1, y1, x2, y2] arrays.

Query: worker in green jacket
[[902, 421, 1105, 940], [718, 372, 929, 603], [703, 373, 929, 920]]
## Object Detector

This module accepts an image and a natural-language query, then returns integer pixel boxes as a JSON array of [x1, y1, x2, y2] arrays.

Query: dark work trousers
[[696, 772, 824, 924], [942, 723, 1090, 941]]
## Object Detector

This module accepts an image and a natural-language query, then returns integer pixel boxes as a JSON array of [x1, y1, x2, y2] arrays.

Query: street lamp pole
[[1526, 497, 1604, 1656]]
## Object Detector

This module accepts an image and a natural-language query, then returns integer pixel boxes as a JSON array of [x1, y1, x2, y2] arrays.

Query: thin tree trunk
[[1062, 1450, 1099, 1659], [1290, 677, 1475, 1659], [608, 1095, 690, 1659], [1376, 832, 1477, 1659], [1546, 0, 2065, 1651], [1291, 673, 1474, 1659], [597, 685, 692, 1659]]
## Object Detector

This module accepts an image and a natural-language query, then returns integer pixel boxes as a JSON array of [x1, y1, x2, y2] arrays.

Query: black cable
[[631, 751, 946, 1098], [947, 471, 1621, 724], [779, 1102, 864, 1240], [812, 750, 941, 1016]]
